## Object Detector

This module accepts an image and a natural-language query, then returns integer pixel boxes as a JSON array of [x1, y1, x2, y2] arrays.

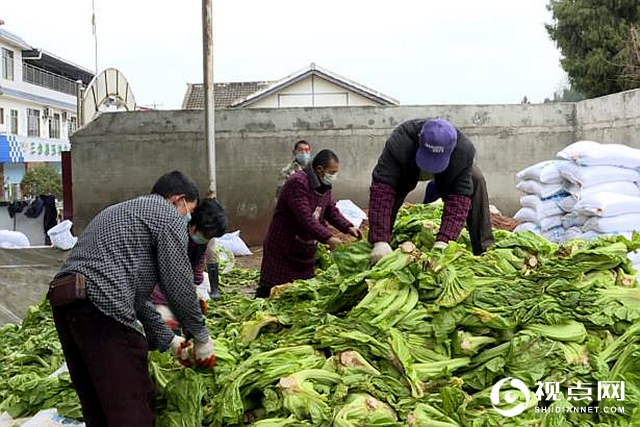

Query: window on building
[[2, 48, 14, 81], [27, 108, 40, 137], [49, 113, 61, 139], [10, 110, 18, 134], [0, 108, 4, 125], [68, 116, 77, 136]]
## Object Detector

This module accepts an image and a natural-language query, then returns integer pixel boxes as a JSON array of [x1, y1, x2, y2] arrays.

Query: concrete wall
[[576, 89, 640, 146], [0, 206, 47, 245], [70, 102, 577, 245]]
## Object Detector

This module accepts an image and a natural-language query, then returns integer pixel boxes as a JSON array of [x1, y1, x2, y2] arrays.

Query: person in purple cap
[[368, 118, 494, 264]]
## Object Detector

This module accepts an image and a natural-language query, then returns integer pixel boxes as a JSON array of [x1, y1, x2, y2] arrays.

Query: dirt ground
[[234, 246, 264, 270]]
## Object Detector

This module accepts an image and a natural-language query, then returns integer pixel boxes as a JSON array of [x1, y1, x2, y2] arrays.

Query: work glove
[[170, 336, 216, 368], [168, 335, 191, 366], [194, 336, 216, 368], [207, 262, 220, 300], [370, 242, 393, 265], [432, 241, 448, 250]]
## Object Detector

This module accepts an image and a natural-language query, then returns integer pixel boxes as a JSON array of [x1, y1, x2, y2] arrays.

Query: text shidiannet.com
[[491, 378, 627, 418], [532, 380, 626, 415], [535, 406, 625, 414]]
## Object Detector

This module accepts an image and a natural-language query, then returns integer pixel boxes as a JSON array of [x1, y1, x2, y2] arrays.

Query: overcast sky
[[2, 0, 566, 109]]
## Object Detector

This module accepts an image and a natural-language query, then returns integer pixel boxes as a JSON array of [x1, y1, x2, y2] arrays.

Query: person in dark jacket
[[369, 118, 494, 264], [151, 198, 228, 332], [257, 149, 362, 298]]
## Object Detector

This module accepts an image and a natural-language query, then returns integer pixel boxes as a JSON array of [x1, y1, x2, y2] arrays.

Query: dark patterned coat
[[260, 167, 353, 287]]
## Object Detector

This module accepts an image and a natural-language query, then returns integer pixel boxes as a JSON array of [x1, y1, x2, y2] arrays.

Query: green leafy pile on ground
[[2, 203, 640, 426]]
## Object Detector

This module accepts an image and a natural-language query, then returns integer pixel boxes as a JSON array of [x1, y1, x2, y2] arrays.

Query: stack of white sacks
[[514, 141, 640, 243]]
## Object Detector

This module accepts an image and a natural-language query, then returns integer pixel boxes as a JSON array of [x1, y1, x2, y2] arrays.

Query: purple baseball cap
[[416, 118, 457, 173]]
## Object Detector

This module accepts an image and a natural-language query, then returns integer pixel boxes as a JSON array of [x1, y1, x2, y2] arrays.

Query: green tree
[[20, 165, 62, 199], [544, 78, 586, 103], [546, 0, 640, 98]]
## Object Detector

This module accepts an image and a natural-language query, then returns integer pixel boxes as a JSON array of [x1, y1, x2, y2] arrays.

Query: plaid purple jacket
[[260, 168, 353, 287], [369, 182, 470, 244]]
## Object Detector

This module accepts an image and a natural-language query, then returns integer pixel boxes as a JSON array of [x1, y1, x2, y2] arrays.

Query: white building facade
[[183, 63, 399, 110], [0, 26, 93, 199]]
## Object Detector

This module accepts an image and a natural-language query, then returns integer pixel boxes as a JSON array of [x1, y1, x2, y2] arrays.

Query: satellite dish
[[81, 68, 136, 124]]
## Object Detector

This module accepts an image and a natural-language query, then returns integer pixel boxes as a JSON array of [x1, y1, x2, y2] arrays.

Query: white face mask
[[178, 198, 191, 223], [320, 173, 338, 186]]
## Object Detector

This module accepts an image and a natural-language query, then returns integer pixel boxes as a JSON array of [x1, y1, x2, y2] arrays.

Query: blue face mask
[[190, 232, 208, 245], [295, 152, 311, 166]]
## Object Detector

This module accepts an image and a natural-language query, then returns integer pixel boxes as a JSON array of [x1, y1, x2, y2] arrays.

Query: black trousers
[[423, 165, 494, 255], [52, 300, 155, 427], [467, 165, 495, 255]]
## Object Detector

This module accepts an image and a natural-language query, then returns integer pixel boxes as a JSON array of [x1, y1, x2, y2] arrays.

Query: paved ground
[[0, 247, 69, 325]]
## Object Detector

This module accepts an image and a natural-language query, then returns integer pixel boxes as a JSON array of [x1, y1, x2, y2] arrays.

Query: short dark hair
[[151, 171, 199, 201], [189, 198, 228, 240], [293, 140, 311, 151], [312, 149, 339, 169]]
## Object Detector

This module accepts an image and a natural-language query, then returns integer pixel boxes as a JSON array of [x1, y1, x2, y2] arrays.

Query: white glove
[[433, 241, 448, 250], [168, 335, 189, 364], [370, 242, 393, 265], [194, 336, 216, 368]]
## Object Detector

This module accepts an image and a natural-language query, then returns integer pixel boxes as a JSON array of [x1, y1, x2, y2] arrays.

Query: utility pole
[[92, 0, 98, 75], [202, 0, 220, 294], [202, 0, 216, 197]]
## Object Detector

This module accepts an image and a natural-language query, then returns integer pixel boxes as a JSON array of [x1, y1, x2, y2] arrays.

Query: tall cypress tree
[[546, 0, 640, 98]]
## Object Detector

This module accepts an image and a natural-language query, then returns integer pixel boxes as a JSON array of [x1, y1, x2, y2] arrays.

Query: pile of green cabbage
[[2, 203, 640, 427]]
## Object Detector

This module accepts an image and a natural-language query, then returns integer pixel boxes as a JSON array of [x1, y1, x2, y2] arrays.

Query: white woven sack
[[516, 180, 565, 199], [561, 212, 590, 228], [519, 194, 565, 218], [516, 160, 566, 184], [574, 192, 640, 218], [568, 181, 640, 199], [542, 226, 565, 242], [557, 140, 640, 168], [583, 214, 640, 233], [513, 222, 541, 233], [513, 207, 538, 223], [540, 214, 563, 232], [558, 163, 640, 188]]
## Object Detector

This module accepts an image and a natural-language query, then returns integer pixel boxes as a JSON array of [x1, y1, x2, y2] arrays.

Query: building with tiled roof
[[182, 63, 399, 109], [182, 81, 273, 109]]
